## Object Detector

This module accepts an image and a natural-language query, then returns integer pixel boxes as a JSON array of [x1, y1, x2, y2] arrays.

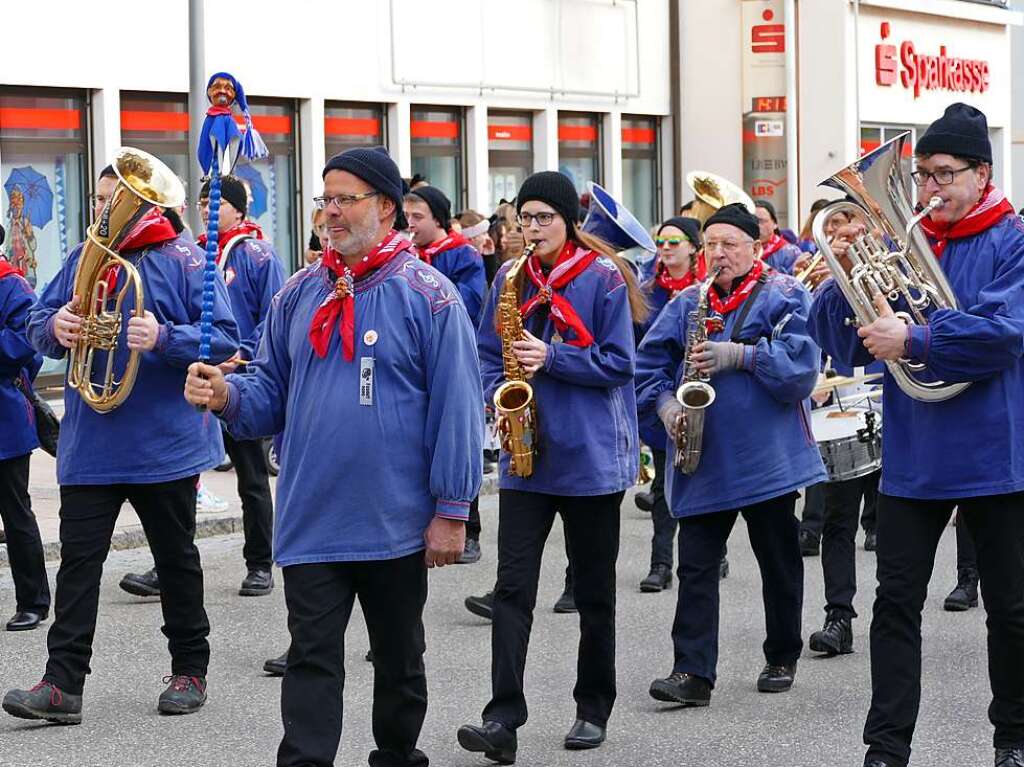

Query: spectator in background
[[458, 210, 498, 286]]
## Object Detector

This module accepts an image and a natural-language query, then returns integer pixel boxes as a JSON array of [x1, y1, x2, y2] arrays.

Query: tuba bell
[[685, 170, 756, 224], [811, 132, 969, 402], [68, 147, 186, 413]]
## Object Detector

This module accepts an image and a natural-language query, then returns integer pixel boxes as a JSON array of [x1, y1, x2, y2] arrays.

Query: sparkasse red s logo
[[752, 8, 785, 54], [873, 20, 990, 99], [875, 22, 897, 85]]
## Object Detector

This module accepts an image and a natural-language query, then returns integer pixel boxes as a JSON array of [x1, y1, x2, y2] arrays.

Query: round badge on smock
[[364, 330, 379, 346]]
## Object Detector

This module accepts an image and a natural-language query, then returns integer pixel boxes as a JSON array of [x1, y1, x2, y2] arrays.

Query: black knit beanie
[[516, 171, 580, 230], [704, 202, 760, 241], [409, 186, 452, 229], [200, 174, 248, 217], [323, 146, 408, 229], [658, 216, 702, 248], [916, 102, 992, 163]]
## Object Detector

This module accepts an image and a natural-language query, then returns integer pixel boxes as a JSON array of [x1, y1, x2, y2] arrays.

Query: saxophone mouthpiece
[[927, 196, 944, 211]]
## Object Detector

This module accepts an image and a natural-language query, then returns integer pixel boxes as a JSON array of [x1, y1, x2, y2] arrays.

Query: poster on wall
[[4, 164, 57, 288]]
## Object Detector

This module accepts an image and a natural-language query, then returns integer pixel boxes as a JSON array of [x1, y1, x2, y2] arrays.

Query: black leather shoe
[[944, 568, 979, 611], [635, 490, 654, 512], [465, 591, 494, 621], [6, 610, 46, 632], [996, 744, 1024, 767], [640, 563, 672, 592], [800, 529, 820, 557], [719, 555, 729, 580], [457, 721, 517, 765], [3, 681, 82, 724], [263, 652, 287, 676], [649, 671, 711, 706], [158, 675, 207, 715], [0, 529, 5, 544], [564, 719, 605, 750], [119, 568, 160, 597], [457, 538, 482, 565], [809, 612, 854, 656], [864, 529, 877, 552], [239, 569, 274, 597], [553, 587, 577, 614], [757, 662, 796, 693]]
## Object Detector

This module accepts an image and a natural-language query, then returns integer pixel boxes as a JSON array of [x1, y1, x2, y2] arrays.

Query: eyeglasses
[[655, 237, 689, 248], [704, 239, 753, 254], [312, 191, 379, 210], [516, 212, 557, 228], [89, 194, 111, 208], [910, 165, 975, 187]]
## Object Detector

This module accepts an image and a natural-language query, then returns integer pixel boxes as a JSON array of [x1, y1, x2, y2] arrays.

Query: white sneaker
[[196, 486, 229, 513]]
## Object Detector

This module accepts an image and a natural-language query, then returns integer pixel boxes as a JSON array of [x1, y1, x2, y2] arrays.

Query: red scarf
[[0, 258, 23, 280], [707, 259, 765, 317], [308, 230, 412, 361], [197, 221, 264, 265], [694, 250, 708, 281], [655, 261, 696, 296], [419, 231, 471, 266], [519, 241, 599, 347], [919, 185, 1015, 259], [99, 209, 179, 308], [761, 233, 787, 258]]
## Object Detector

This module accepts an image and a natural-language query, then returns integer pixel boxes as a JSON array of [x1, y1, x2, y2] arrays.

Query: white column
[[465, 104, 490, 213], [91, 87, 121, 170], [602, 110, 623, 198], [660, 114, 675, 219], [299, 97, 326, 237], [533, 108, 558, 173], [388, 101, 412, 178]]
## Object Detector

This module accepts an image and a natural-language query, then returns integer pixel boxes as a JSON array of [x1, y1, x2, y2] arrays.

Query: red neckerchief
[[520, 241, 600, 347], [761, 233, 786, 258], [707, 259, 765, 317], [308, 230, 412, 361], [419, 231, 471, 266], [694, 250, 708, 280], [919, 184, 1016, 259], [0, 258, 23, 279], [654, 261, 696, 296], [197, 221, 264, 265], [99, 209, 178, 309]]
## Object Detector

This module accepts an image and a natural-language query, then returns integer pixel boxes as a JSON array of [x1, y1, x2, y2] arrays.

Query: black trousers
[[821, 470, 881, 618], [648, 449, 678, 568], [672, 493, 803, 686], [803, 477, 877, 540], [43, 476, 209, 696], [223, 432, 274, 570], [955, 511, 978, 573], [278, 552, 429, 767], [0, 453, 50, 614], [864, 493, 1024, 766], [484, 489, 622, 730], [466, 497, 481, 541]]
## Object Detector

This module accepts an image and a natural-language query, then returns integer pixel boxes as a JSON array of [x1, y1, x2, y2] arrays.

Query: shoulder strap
[[730, 274, 768, 343], [218, 233, 254, 274]]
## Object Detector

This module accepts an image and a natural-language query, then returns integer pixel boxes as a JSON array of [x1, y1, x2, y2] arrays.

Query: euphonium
[[68, 147, 186, 413], [673, 267, 723, 474], [812, 131, 969, 402], [493, 242, 539, 477]]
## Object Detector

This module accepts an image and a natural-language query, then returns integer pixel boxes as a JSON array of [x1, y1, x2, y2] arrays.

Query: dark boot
[[996, 744, 1024, 767], [457, 721, 517, 765], [464, 591, 494, 621], [263, 652, 287, 676], [0, 528, 5, 544], [863, 529, 877, 552], [6, 610, 47, 631], [239, 569, 274, 597], [719, 555, 729, 580], [564, 719, 605, 750], [943, 568, 979, 612], [649, 672, 711, 706], [639, 563, 672, 592], [157, 675, 207, 715], [2, 681, 82, 724], [119, 567, 160, 597], [808, 612, 854, 656], [756, 662, 797, 693], [553, 585, 577, 614], [457, 538, 482, 565], [635, 491, 654, 512], [799, 529, 820, 556]]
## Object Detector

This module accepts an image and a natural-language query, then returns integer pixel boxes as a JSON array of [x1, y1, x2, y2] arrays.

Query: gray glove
[[657, 397, 684, 439], [690, 341, 747, 375]]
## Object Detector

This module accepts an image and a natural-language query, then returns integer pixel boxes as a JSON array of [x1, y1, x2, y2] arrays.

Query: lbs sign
[[875, 21, 990, 99]]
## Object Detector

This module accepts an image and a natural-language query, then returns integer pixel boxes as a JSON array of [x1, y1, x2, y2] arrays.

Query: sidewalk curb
[[1, 476, 500, 566]]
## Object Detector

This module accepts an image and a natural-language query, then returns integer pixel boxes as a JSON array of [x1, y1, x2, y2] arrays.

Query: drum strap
[[730, 275, 767, 344]]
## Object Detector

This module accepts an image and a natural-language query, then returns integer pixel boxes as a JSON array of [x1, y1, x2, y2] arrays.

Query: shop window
[[558, 112, 602, 197], [621, 115, 660, 228], [487, 111, 533, 212], [411, 106, 465, 211], [120, 91, 190, 184], [325, 102, 386, 159]]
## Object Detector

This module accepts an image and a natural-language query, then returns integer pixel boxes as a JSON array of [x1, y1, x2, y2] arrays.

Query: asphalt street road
[[0, 490, 990, 767]]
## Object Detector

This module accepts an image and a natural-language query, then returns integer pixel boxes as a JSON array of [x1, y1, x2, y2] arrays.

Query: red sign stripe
[[325, 117, 381, 137], [488, 124, 532, 142], [242, 114, 292, 134], [621, 127, 655, 144], [411, 120, 459, 140], [121, 110, 189, 132], [558, 124, 597, 143], [0, 107, 81, 131]]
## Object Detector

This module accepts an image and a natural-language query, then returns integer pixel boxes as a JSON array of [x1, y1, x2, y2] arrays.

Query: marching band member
[[120, 175, 284, 599], [809, 103, 1024, 767], [457, 171, 647, 762], [0, 246, 51, 632], [636, 203, 825, 708], [754, 199, 801, 275], [184, 146, 483, 767], [3, 179, 238, 723]]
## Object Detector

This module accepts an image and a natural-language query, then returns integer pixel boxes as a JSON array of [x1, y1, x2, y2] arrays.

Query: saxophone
[[493, 242, 538, 478], [673, 267, 723, 474]]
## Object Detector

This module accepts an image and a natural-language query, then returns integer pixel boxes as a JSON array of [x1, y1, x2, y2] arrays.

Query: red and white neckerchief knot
[[519, 241, 600, 348]]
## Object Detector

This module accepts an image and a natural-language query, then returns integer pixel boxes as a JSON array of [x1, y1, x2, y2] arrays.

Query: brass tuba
[[68, 147, 186, 413], [492, 242, 539, 477], [685, 170, 756, 224], [812, 132, 969, 402]]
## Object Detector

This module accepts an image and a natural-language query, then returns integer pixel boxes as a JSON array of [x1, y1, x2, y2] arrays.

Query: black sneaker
[[457, 538, 482, 565], [239, 569, 274, 597], [809, 612, 854, 656], [553, 587, 577, 614], [158, 675, 207, 715], [465, 591, 494, 621], [719, 555, 729, 580], [944, 568, 979, 611], [800, 530, 820, 557], [119, 568, 161, 597], [640, 563, 672, 592], [263, 652, 287, 677], [649, 671, 711, 706], [864, 530, 877, 552], [756, 662, 797, 693], [996, 744, 1024, 767], [2, 681, 82, 724]]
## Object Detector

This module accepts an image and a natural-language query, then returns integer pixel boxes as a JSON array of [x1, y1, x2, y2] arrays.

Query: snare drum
[[810, 405, 882, 482]]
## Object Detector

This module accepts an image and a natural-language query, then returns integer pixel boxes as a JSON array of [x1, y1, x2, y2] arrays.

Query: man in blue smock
[[808, 103, 1024, 767], [184, 146, 482, 767]]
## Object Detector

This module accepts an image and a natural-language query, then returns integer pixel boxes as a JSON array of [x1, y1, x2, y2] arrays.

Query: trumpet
[[795, 250, 826, 288]]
